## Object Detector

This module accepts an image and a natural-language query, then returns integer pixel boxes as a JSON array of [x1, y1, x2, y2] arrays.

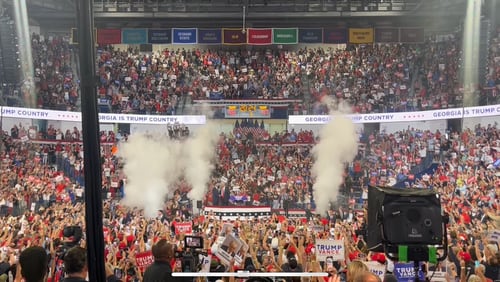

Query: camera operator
[[143, 239, 191, 282], [60, 247, 120, 282]]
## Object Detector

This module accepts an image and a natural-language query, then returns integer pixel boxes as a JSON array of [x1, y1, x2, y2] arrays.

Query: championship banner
[[198, 28, 222, 44], [273, 28, 298, 44], [247, 28, 272, 45], [323, 28, 347, 44], [174, 222, 193, 235], [363, 261, 386, 281], [399, 28, 425, 43], [298, 28, 323, 43], [223, 29, 246, 45], [172, 28, 197, 44], [122, 29, 147, 44], [349, 28, 374, 44], [314, 239, 345, 261], [148, 29, 171, 44], [135, 251, 154, 272], [97, 29, 122, 45], [394, 262, 425, 282], [375, 28, 399, 43]]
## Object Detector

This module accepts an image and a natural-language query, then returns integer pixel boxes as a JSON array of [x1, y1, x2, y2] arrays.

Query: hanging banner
[[198, 28, 222, 44], [298, 28, 323, 43], [148, 29, 171, 44], [203, 206, 272, 220], [323, 28, 347, 44], [375, 28, 399, 43], [172, 28, 197, 44], [273, 28, 298, 44], [247, 28, 272, 45], [400, 28, 425, 43], [223, 28, 246, 45], [349, 28, 374, 44], [122, 29, 147, 44], [97, 29, 122, 45]]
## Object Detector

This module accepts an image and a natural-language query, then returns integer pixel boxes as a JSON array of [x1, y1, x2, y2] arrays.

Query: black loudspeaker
[[196, 201, 202, 209], [367, 186, 443, 251], [367, 186, 386, 252], [382, 193, 443, 245]]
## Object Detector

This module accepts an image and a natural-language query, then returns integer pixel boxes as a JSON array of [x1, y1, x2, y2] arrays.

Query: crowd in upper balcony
[[2, 31, 500, 115]]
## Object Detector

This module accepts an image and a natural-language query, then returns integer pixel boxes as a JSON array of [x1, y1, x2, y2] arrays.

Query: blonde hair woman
[[347, 260, 369, 282]]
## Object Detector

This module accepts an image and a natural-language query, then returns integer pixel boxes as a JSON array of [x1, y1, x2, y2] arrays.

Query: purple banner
[[198, 29, 222, 44], [375, 28, 399, 43], [223, 29, 246, 45], [323, 28, 347, 44]]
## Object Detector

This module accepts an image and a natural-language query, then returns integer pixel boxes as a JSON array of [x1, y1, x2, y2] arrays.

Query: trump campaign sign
[[135, 251, 154, 272], [315, 239, 344, 261], [363, 261, 386, 281], [174, 222, 193, 235], [394, 262, 425, 282]]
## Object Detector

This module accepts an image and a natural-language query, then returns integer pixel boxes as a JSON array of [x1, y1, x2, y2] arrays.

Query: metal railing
[[92, 0, 423, 14]]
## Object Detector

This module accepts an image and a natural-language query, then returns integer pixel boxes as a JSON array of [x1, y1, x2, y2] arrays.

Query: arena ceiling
[[7, 0, 469, 33]]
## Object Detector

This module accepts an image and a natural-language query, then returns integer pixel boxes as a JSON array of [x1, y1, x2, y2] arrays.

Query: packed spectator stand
[[0, 30, 498, 281], [0, 120, 498, 281], [2, 31, 500, 115]]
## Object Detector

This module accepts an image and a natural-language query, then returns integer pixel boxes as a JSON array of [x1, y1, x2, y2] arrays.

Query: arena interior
[[0, 0, 499, 281]]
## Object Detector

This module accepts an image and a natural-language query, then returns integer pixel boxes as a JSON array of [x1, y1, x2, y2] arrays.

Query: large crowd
[[0, 119, 498, 282], [2, 30, 500, 115], [0, 26, 498, 282]]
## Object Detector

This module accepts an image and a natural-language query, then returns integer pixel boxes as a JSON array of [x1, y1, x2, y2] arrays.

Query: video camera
[[174, 235, 204, 272], [56, 226, 83, 258]]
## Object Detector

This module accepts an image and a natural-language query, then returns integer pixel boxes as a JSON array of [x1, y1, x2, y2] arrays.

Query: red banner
[[174, 222, 193, 235], [135, 251, 154, 272], [247, 28, 272, 45], [97, 29, 122, 45]]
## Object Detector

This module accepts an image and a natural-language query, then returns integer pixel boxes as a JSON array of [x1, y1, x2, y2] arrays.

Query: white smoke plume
[[311, 97, 358, 215], [183, 121, 219, 202], [118, 134, 184, 218], [119, 103, 218, 217]]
